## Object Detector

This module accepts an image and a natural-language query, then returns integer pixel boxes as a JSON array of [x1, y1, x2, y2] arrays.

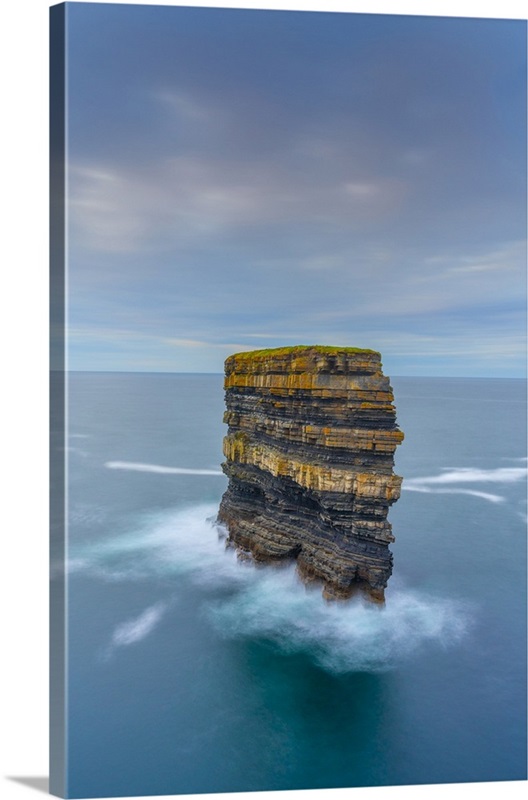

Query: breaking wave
[[206, 568, 470, 673], [105, 461, 224, 475], [70, 504, 471, 673]]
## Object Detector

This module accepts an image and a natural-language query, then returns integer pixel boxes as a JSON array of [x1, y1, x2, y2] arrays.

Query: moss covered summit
[[227, 345, 380, 362]]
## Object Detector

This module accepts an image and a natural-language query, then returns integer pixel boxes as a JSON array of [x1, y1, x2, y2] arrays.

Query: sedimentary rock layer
[[217, 346, 404, 601]]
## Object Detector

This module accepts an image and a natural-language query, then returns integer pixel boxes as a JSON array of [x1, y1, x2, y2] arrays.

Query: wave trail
[[407, 466, 527, 486], [403, 486, 505, 503], [112, 602, 167, 647], [102, 601, 169, 660], [402, 465, 527, 503], [105, 461, 224, 475]]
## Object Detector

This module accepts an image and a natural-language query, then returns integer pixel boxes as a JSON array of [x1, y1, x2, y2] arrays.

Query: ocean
[[61, 373, 527, 797]]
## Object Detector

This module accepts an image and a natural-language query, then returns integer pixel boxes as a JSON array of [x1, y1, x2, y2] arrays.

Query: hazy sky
[[64, 2, 527, 376]]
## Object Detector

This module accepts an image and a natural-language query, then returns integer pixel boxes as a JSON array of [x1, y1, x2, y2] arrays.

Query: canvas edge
[[49, 3, 67, 798]]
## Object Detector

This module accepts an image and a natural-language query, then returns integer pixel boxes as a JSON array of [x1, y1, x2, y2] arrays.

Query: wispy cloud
[[65, 6, 526, 376], [372, 331, 527, 362], [69, 152, 409, 256], [153, 89, 217, 123], [423, 240, 526, 279]]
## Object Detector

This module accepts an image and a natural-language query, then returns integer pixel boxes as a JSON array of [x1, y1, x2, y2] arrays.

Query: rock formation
[[217, 346, 404, 601]]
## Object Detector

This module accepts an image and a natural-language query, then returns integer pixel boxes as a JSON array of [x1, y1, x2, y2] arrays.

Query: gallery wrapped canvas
[[50, 2, 527, 798]]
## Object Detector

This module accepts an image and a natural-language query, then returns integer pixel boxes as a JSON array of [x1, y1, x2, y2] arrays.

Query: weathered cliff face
[[217, 346, 404, 601]]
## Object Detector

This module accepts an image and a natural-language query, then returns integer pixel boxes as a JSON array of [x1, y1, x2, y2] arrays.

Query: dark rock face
[[217, 346, 404, 601]]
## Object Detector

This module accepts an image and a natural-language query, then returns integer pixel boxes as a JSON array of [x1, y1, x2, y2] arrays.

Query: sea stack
[[217, 346, 404, 601]]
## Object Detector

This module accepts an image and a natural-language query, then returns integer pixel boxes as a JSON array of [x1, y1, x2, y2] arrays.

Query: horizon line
[[56, 369, 527, 380]]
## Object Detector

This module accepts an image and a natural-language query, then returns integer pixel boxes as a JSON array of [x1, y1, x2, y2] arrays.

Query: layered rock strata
[[217, 346, 404, 601]]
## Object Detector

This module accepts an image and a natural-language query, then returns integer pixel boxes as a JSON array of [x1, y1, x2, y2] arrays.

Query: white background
[[0, 2, 526, 800]]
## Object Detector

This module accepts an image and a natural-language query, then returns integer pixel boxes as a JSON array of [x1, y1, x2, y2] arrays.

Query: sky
[[63, 1, 527, 376]]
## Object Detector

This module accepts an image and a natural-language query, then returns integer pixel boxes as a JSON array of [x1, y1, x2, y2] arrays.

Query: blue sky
[[64, 2, 527, 376]]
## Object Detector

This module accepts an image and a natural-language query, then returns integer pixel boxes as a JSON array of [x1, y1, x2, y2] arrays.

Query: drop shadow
[[6, 777, 49, 794]]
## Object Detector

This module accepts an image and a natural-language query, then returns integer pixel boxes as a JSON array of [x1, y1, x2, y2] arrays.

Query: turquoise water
[[63, 374, 527, 797]]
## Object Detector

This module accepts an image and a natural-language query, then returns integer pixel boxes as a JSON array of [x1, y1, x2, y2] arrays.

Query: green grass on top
[[228, 345, 380, 360]]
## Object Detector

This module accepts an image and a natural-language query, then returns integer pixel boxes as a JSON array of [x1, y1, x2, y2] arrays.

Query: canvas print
[[50, 2, 527, 798]]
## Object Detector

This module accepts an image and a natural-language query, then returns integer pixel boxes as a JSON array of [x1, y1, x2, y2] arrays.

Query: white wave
[[403, 465, 527, 504], [70, 433, 91, 439], [403, 486, 505, 503], [207, 571, 470, 673], [69, 504, 247, 586], [105, 461, 224, 476], [110, 602, 167, 649], [71, 505, 471, 674], [407, 466, 527, 486]]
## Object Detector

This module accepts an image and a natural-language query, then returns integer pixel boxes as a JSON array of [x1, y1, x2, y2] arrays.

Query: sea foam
[[72, 504, 471, 673]]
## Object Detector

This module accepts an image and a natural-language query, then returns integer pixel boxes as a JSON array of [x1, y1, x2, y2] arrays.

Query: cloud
[[371, 330, 527, 362], [67, 325, 257, 371], [153, 89, 216, 123], [425, 240, 526, 278], [69, 165, 152, 253], [64, 8, 526, 376], [353, 241, 526, 318], [69, 152, 409, 256]]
